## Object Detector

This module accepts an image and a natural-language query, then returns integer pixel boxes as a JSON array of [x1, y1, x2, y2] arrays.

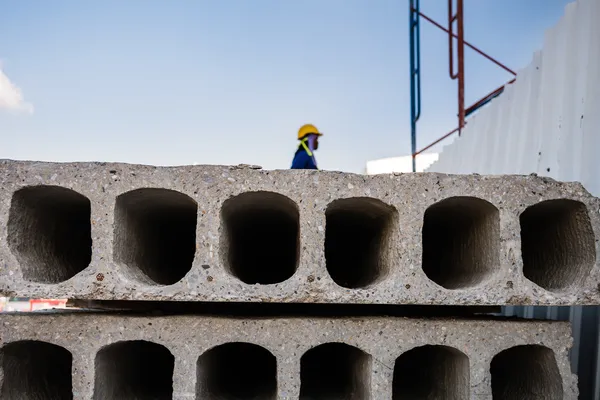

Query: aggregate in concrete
[[1, 159, 599, 305], [0, 313, 577, 399]]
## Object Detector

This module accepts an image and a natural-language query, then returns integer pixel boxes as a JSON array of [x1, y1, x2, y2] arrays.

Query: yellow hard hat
[[298, 123, 323, 140]]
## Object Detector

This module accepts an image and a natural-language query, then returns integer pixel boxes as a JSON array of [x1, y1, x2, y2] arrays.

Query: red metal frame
[[414, 127, 460, 156], [448, 0, 465, 134], [465, 78, 516, 117], [416, 11, 516, 76], [410, 3, 518, 167]]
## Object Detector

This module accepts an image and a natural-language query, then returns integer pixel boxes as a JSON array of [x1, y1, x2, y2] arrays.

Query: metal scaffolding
[[409, 0, 517, 172]]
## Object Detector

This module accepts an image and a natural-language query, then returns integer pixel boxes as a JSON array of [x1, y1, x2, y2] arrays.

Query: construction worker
[[291, 124, 323, 170]]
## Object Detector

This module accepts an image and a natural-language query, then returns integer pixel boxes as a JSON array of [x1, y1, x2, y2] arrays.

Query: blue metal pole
[[409, 0, 421, 172]]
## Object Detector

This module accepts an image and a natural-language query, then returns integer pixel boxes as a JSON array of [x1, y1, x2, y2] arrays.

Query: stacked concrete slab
[[1, 160, 599, 304], [1, 160, 597, 398], [0, 314, 576, 399]]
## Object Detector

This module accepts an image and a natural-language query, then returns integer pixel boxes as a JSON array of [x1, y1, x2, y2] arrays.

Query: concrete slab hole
[[7, 185, 92, 284], [520, 199, 596, 292], [490, 345, 563, 400], [114, 188, 198, 285], [93, 340, 174, 400], [325, 198, 397, 289], [196, 342, 277, 400], [0, 340, 73, 400], [220, 191, 300, 285], [422, 196, 500, 289], [300, 342, 371, 400], [392, 344, 469, 399]]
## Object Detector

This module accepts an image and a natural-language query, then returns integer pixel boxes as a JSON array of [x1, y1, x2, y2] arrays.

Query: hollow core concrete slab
[[0, 313, 577, 399], [1, 160, 599, 305]]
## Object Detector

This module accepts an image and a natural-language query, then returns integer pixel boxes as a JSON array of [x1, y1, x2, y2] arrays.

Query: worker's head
[[308, 134, 319, 151], [298, 123, 323, 150]]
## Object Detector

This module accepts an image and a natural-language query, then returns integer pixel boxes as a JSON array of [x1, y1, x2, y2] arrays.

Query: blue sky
[[0, 0, 571, 173]]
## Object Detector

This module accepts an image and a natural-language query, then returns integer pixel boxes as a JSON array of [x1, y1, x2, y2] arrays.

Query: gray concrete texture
[[1, 159, 599, 305], [0, 313, 577, 399]]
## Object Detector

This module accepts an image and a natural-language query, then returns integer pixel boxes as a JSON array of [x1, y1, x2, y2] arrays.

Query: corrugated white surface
[[427, 0, 600, 198], [426, 0, 600, 397]]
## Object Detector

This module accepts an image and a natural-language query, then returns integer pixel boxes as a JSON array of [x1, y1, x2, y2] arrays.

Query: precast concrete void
[[392, 345, 470, 399], [114, 188, 198, 285], [220, 191, 300, 285], [196, 342, 277, 400], [93, 340, 174, 400], [422, 196, 500, 289], [520, 199, 596, 292], [7, 185, 92, 284], [0, 340, 73, 400], [325, 198, 397, 289], [490, 344, 563, 400], [300, 343, 371, 399]]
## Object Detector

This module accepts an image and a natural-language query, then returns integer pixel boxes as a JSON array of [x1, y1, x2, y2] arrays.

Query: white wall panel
[[427, 0, 600, 198], [581, 0, 600, 198]]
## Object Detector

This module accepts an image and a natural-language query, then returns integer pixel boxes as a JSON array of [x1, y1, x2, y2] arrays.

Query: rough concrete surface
[[0, 313, 577, 399], [0, 159, 599, 305]]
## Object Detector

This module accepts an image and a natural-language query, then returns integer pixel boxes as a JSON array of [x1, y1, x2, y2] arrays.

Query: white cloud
[[0, 64, 33, 114]]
